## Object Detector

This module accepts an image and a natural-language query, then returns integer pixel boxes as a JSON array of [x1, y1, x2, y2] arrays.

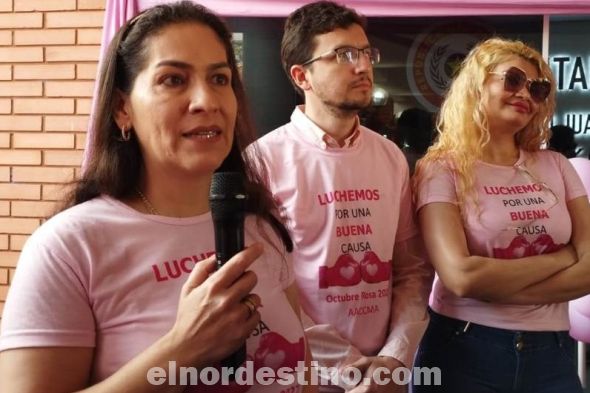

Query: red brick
[[0, 13, 42, 28], [0, 65, 11, 81], [0, 149, 41, 165], [44, 150, 83, 166], [0, 0, 12, 12], [0, 201, 8, 215], [15, 0, 76, 11], [0, 133, 9, 148], [0, 99, 10, 114], [10, 234, 29, 251], [46, 11, 104, 28], [77, 28, 101, 44], [14, 64, 75, 80], [0, 81, 42, 97], [78, 0, 105, 10], [12, 167, 75, 183], [0, 166, 8, 181], [0, 184, 41, 199], [76, 63, 97, 80], [14, 99, 74, 115], [46, 81, 94, 97], [0, 47, 43, 63], [75, 133, 87, 149], [46, 45, 100, 62], [0, 235, 7, 250], [0, 284, 9, 300], [0, 268, 7, 284], [42, 184, 69, 201], [45, 115, 89, 132], [0, 31, 11, 45], [15, 29, 76, 46], [14, 133, 75, 149], [76, 98, 92, 114], [0, 218, 40, 236], [12, 201, 56, 218], [0, 115, 42, 131]]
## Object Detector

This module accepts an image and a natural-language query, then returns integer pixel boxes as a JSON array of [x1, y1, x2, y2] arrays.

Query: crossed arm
[[419, 196, 590, 304]]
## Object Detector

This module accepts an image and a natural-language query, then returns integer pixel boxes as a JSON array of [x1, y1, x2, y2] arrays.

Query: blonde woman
[[413, 38, 590, 392]]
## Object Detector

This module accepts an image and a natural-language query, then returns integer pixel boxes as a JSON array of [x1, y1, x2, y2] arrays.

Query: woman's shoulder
[[244, 215, 288, 256], [29, 195, 133, 248], [416, 154, 456, 177], [244, 215, 293, 289], [525, 149, 570, 169]]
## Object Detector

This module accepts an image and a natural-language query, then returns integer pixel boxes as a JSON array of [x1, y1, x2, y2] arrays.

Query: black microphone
[[209, 171, 248, 373]]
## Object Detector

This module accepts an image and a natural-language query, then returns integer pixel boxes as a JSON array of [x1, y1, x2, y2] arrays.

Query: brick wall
[[0, 0, 105, 318]]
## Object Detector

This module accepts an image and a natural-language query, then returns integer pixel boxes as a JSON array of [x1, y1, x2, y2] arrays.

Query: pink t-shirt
[[253, 107, 430, 371], [417, 149, 588, 331], [0, 196, 305, 393]]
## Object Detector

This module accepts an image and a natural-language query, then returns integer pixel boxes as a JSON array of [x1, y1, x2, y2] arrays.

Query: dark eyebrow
[[155, 60, 231, 72]]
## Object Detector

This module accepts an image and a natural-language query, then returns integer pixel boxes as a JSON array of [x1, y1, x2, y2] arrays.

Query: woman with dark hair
[[0, 2, 312, 392]]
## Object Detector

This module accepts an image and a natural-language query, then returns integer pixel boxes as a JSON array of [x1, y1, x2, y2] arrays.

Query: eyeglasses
[[501, 162, 559, 232], [488, 66, 551, 103], [301, 46, 380, 67]]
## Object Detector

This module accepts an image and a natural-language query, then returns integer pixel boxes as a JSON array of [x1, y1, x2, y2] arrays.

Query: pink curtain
[[82, 0, 590, 168], [82, 0, 137, 169], [140, 0, 590, 16]]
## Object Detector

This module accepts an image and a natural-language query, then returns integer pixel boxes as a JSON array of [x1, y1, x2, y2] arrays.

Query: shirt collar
[[291, 105, 361, 150]]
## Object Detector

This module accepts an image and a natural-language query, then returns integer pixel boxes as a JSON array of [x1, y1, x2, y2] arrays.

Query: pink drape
[[82, 0, 590, 168], [82, 0, 137, 169], [140, 0, 590, 17]]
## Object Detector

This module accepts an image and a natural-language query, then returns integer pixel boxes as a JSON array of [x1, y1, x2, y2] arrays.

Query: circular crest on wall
[[407, 22, 492, 112]]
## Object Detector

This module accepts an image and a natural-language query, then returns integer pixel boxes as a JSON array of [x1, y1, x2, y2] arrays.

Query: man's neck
[[302, 103, 358, 146]]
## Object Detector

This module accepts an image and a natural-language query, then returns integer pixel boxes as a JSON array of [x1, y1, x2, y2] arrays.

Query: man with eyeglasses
[[251, 2, 433, 392]]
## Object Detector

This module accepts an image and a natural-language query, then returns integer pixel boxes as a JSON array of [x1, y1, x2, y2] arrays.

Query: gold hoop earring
[[120, 125, 131, 141]]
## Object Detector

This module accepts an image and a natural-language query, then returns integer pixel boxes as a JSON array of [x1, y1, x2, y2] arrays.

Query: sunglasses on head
[[488, 66, 551, 103]]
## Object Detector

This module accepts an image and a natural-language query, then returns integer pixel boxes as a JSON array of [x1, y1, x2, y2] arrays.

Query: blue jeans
[[413, 309, 583, 393]]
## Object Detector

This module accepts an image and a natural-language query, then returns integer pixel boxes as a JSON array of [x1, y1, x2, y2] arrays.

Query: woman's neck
[[132, 171, 211, 217], [482, 138, 520, 166]]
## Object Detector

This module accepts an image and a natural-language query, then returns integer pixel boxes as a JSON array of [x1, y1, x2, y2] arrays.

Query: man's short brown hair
[[281, 1, 366, 95]]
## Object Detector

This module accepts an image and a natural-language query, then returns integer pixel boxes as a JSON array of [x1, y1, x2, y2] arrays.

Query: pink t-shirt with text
[[417, 150, 587, 330], [253, 107, 431, 372], [0, 196, 305, 393]]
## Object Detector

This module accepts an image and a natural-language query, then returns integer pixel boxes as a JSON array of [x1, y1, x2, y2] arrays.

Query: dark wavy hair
[[281, 0, 366, 95], [61, 1, 292, 251]]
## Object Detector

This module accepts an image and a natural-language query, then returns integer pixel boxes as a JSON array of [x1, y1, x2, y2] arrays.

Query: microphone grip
[[213, 219, 246, 372], [214, 220, 244, 269], [222, 345, 247, 373]]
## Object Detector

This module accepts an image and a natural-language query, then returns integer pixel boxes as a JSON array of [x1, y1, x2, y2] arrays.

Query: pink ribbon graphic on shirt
[[319, 251, 392, 288], [493, 234, 564, 259]]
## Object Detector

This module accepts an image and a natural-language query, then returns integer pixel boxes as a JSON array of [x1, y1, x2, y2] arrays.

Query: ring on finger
[[243, 295, 258, 318]]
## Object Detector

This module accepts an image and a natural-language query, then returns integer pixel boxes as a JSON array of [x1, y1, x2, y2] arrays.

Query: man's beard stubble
[[322, 95, 371, 118]]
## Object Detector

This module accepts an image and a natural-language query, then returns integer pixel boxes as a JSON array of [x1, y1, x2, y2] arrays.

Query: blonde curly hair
[[413, 37, 556, 210]]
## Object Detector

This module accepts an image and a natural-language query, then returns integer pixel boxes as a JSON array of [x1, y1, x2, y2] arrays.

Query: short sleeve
[[415, 160, 459, 212], [0, 231, 95, 352], [558, 155, 588, 201]]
